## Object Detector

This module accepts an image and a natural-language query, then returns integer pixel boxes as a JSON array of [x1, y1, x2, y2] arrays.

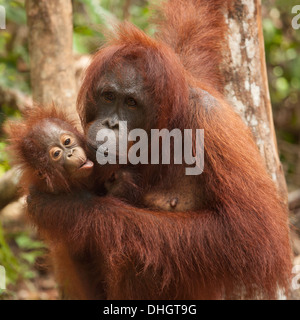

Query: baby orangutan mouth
[[79, 159, 94, 170]]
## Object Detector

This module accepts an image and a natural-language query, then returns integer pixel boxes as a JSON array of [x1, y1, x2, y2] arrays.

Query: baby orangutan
[[7, 106, 94, 194]]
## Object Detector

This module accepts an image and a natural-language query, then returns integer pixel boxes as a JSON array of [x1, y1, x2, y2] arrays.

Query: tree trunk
[[222, 0, 299, 300], [25, 0, 80, 127], [222, 0, 287, 201], [0, 168, 22, 211]]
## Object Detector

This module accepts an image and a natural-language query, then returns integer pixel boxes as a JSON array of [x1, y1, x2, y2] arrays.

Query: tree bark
[[123, 0, 131, 20], [25, 0, 80, 127], [0, 167, 22, 211], [222, 0, 287, 200]]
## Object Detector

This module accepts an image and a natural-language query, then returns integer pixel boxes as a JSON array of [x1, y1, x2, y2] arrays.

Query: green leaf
[[20, 251, 44, 265], [15, 234, 46, 250]]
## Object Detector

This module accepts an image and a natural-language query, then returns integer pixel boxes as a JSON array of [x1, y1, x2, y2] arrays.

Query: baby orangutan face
[[38, 120, 94, 179]]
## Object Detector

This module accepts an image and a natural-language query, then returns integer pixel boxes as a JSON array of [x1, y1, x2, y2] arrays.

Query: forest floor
[[0, 199, 58, 300]]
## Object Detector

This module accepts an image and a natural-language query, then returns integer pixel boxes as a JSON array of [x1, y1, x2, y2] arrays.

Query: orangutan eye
[[50, 147, 62, 161], [64, 138, 71, 146], [54, 150, 61, 157], [60, 134, 74, 146], [102, 91, 116, 102], [126, 97, 137, 108]]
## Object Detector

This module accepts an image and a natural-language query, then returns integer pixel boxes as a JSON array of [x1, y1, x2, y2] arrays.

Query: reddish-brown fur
[[6, 105, 105, 300], [23, 0, 292, 299]]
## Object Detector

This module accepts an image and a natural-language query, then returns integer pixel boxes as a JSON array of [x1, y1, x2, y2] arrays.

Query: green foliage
[[0, 224, 47, 298], [0, 105, 20, 176], [0, 0, 26, 25], [263, 0, 300, 106], [0, 0, 30, 93], [73, 0, 151, 54], [0, 141, 10, 176], [14, 233, 46, 279], [0, 222, 20, 287]]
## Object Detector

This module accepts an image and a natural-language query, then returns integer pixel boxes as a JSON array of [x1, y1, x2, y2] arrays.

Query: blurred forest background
[[0, 0, 299, 299]]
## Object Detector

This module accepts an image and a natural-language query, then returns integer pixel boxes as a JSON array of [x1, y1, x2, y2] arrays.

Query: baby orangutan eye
[[60, 134, 74, 146], [50, 147, 62, 161]]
